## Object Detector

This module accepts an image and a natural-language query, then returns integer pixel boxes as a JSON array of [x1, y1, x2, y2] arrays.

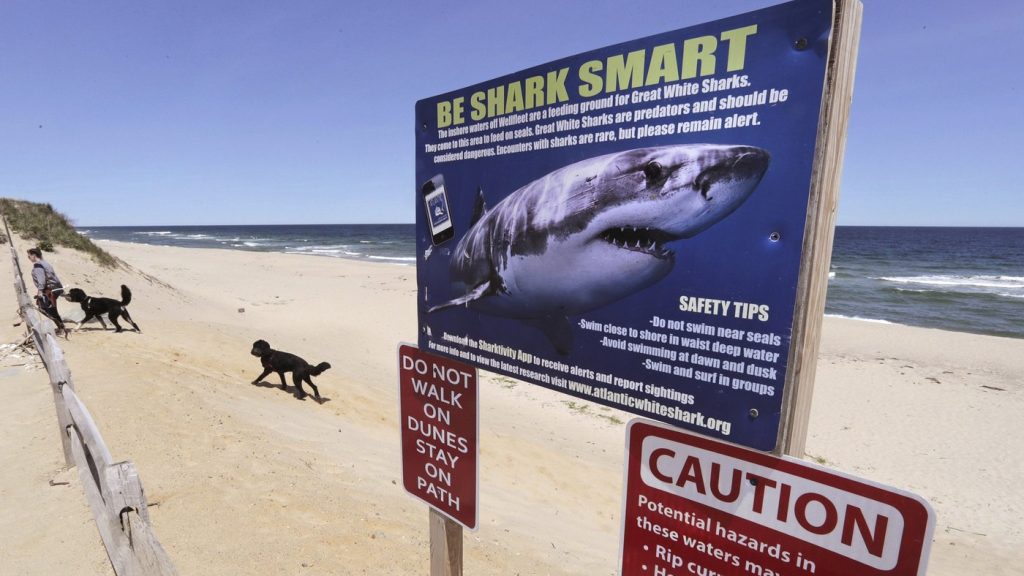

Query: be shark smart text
[[436, 24, 758, 127]]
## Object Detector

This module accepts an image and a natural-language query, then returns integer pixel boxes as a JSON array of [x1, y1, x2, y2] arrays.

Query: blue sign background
[[415, 0, 833, 451]]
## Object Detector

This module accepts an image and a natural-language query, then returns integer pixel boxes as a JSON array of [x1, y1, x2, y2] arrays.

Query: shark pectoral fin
[[527, 315, 574, 356], [427, 281, 498, 313]]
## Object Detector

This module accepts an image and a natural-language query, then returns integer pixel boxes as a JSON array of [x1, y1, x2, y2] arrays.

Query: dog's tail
[[120, 285, 132, 306], [311, 362, 331, 376]]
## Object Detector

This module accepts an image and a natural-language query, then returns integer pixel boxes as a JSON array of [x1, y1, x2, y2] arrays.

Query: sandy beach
[[1, 237, 1021, 575]]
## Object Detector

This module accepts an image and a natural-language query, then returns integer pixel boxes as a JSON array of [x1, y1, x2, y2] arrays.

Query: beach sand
[[0, 238, 1020, 575]]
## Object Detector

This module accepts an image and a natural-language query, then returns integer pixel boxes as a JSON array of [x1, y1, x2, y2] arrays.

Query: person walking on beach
[[27, 247, 68, 336]]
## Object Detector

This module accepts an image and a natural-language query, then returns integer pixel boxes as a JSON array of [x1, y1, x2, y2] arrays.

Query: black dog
[[64, 285, 141, 333], [250, 340, 330, 401]]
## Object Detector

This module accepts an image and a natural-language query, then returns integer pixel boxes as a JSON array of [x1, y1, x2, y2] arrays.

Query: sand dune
[[1, 238, 1020, 574]]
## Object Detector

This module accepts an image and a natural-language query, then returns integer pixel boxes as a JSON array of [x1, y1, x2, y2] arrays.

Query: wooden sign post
[[430, 509, 463, 576], [778, 0, 864, 457], [398, 345, 478, 575]]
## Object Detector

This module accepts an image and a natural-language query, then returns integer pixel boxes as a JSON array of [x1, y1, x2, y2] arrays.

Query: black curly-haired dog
[[64, 285, 141, 333], [250, 339, 330, 401]]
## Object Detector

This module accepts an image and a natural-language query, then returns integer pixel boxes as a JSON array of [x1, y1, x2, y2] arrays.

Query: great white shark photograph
[[427, 143, 770, 353]]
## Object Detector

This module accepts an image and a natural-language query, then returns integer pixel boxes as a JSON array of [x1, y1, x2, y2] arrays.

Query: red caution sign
[[399, 345, 478, 530], [620, 420, 934, 576]]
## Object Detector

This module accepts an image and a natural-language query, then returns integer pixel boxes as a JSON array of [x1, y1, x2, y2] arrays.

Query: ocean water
[[827, 226, 1023, 339], [80, 225, 1024, 339], [79, 224, 415, 264]]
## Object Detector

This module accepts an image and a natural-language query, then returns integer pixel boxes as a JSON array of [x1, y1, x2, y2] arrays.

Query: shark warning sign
[[415, 0, 836, 451], [619, 420, 935, 576]]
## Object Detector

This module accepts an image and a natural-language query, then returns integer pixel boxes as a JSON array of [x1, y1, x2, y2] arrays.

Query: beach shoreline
[[1, 238, 1020, 574], [80, 224, 1024, 340]]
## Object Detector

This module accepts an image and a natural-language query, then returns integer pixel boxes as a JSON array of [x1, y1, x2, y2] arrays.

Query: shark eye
[[643, 161, 664, 183]]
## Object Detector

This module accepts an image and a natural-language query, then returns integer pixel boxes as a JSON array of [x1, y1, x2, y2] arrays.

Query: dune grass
[[0, 198, 118, 267]]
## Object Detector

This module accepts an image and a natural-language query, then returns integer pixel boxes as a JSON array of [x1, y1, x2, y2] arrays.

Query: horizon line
[[75, 223, 1024, 229]]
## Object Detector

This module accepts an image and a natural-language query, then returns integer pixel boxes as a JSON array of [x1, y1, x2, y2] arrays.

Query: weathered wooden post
[[778, 0, 864, 458], [430, 509, 463, 576]]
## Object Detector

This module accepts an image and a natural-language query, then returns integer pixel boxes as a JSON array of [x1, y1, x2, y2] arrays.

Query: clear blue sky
[[2, 0, 1021, 226]]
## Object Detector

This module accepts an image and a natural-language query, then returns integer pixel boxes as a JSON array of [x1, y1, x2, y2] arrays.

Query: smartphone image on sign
[[422, 174, 454, 245]]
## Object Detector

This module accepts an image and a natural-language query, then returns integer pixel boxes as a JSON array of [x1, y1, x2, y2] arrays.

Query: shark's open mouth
[[599, 226, 676, 259]]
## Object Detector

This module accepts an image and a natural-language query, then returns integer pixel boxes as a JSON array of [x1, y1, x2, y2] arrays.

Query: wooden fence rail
[[5, 218, 177, 576]]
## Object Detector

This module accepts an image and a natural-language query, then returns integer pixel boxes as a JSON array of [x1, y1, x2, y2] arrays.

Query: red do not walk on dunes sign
[[398, 344, 479, 530]]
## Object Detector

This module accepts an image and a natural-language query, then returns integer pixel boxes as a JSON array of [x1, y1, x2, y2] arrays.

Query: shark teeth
[[600, 226, 675, 259]]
